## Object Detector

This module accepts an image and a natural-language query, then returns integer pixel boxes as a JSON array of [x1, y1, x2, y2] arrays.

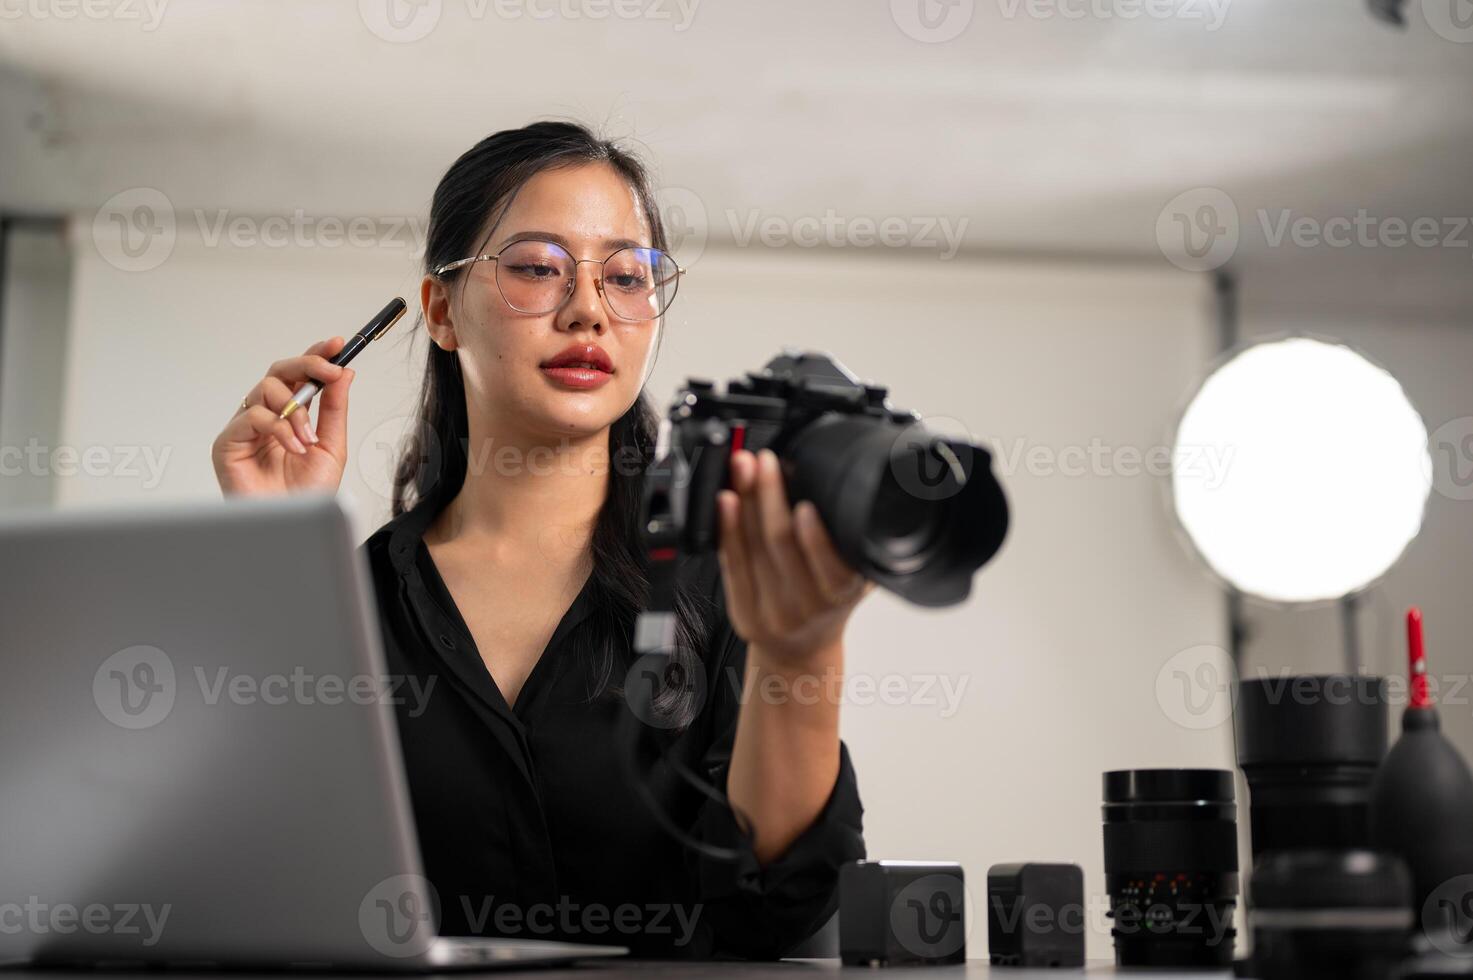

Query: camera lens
[[864, 465, 949, 573], [1249, 850, 1412, 980], [1102, 769, 1239, 968], [784, 414, 1008, 607], [1236, 675, 1387, 860], [644, 352, 1010, 615]]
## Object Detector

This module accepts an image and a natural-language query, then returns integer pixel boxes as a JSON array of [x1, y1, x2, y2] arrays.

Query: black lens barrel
[[784, 413, 1008, 608], [1102, 769, 1240, 968], [1249, 850, 1412, 980], [1235, 675, 1388, 859]]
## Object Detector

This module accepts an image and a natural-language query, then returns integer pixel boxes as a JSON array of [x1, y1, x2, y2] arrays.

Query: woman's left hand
[[717, 448, 874, 667]]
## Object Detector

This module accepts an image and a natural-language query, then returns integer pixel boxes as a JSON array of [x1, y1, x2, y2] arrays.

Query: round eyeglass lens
[[601, 246, 681, 321], [493, 240, 577, 315], [484, 240, 680, 320]]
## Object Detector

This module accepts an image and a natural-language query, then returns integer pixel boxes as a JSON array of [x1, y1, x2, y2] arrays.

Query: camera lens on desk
[[1249, 850, 1412, 980], [1236, 674, 1388, 860], [1103, 769, 1240, 968]]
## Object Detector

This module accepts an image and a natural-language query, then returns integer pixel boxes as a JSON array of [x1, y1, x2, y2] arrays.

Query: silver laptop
[[0, 493, 626, 970]]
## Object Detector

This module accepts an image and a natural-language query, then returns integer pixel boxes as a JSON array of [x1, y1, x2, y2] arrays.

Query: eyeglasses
[[432, 239, 684, 322]]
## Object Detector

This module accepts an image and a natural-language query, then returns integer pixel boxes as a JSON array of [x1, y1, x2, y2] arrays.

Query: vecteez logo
[[359, 0, 443, 42], [1155, 644, 1237, 731], [623, 651, 707, 730], [360, 875, 440, 957], [1430, 416, 1473, 502], [655, 186, 708, 269], [1157, 188, 1473, 272], [1423, 874, 1473, 957], [1156, 187, 1240, 273], [92, 645, 439, 729], [0, 898, 171, 947], [92, 188, 177, 273], [891, 0, 976, 42], [93, 645, 176, 730], [889, 417, 977, 504], [1422, 0, 1473, 42], [889, 873, 971, 959]]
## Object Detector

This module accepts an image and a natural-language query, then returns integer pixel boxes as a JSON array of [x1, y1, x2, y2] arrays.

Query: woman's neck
[[429, 419, 609, 564]]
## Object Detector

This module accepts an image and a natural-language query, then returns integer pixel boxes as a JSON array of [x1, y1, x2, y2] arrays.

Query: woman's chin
[[531, 405, 620, 442], [528, 387, 633, 435]]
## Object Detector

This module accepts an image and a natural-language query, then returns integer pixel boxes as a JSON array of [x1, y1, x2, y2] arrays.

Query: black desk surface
[[0, 958, 1232, 978]]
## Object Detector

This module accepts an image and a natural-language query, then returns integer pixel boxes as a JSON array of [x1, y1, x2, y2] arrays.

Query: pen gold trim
[[278, 298, 407, 420]]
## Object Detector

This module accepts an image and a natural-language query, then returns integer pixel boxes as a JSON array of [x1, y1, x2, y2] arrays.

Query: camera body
[[634, 350, 1008, 653], [645, 349, 914, 553]]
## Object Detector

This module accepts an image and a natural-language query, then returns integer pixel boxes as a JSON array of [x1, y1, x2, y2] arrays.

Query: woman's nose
[[558, 261, 606, 334]]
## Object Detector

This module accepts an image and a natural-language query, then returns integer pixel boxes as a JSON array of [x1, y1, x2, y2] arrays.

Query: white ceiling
[[2, 0, 1471, 303]]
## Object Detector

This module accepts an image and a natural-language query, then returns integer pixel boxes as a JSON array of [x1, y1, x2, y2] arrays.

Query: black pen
[[279, 297, 407, 419]]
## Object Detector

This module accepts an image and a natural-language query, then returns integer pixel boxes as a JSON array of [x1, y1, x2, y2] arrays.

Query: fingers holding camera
[[794, 500, 872, 607], [722, 450, 800, 630], [716, 487, 758, 639], [718, 448, 869, 654], [746, 449, 826, 621]]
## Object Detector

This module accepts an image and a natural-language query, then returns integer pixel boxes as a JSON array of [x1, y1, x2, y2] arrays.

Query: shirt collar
[[378, 485, 450, 578], [375, 484, 598, 642]]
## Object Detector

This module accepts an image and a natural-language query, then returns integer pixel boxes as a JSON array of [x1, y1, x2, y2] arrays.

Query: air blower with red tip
[[1368, 607, 1473, 949]]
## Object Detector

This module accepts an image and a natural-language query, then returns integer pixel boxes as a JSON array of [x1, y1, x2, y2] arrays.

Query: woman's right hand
[[211, 337, 356, 497]]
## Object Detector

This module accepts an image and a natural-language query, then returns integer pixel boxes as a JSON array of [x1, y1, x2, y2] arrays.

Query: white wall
[[52, 220, 1228, 957], [47, 224, 1473, 956], [4, 1, 1469, 962], [56, 218, 430, 536], [0, 224, 71, 509]]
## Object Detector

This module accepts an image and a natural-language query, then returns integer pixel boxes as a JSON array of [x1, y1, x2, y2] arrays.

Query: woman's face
[[424, 161, 663, 444]]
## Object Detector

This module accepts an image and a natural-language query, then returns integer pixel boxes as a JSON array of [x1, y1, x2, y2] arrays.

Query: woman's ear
[[421, 275, 459, 352]]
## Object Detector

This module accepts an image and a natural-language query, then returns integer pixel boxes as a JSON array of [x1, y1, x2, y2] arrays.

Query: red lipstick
[[540, 343, 613, 390]]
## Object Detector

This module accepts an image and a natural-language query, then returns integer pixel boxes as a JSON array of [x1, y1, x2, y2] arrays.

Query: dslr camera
[[635, 350, 1009, 653]]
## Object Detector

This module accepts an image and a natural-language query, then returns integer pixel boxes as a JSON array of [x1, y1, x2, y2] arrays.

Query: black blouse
[[359, 489, 866, 959]]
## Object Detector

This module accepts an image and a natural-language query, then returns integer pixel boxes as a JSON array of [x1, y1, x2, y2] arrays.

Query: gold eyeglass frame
[[431, 239, 686, 322]]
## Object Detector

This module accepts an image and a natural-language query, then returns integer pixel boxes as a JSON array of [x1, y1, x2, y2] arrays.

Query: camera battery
[[987, 863, 1085, 968], [839, 860, 966, 966]]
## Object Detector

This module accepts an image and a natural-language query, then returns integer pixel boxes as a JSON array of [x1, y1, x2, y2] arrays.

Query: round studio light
[[1171, 336, 1431, 604]]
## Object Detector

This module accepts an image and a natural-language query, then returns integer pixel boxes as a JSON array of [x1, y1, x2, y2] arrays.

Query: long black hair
[[393, 120, 709, 729]]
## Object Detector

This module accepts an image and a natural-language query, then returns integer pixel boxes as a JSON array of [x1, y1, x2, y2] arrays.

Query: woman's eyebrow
[[495, 230, 648, 252]]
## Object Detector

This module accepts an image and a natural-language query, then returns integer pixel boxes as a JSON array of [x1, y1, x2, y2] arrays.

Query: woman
[[210, 121, 869, 959]]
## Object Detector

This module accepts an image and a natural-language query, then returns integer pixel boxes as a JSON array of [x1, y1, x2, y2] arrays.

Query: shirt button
[[438, 633, 455, 649]]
